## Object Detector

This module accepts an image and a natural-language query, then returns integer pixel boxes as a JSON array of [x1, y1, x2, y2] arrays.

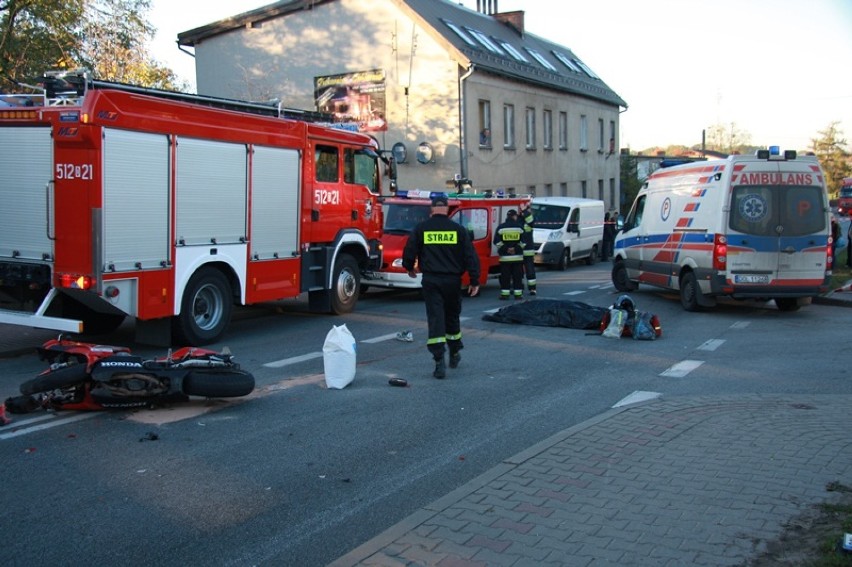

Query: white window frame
[[543, 110, 553, 150], [525, 107, 536, 149], [558, 111, 568, 150], [503, 104, 515, 148]]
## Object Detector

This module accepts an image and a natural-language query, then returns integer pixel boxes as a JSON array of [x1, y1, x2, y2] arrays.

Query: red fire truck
[[0, 71, 394, 345], [838, 177, 852, 216], [362, 189, 531, 290]]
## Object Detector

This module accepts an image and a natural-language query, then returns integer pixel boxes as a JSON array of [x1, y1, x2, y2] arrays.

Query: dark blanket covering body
[[482, 299, 607, 330]]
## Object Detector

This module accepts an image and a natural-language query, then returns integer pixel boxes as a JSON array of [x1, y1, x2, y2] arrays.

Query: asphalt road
[[1, 262, 851, 566]]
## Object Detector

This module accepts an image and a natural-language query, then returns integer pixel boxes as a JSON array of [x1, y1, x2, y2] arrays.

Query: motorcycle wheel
[[183, 370, 255, 398], [20, 364, 88, 395]]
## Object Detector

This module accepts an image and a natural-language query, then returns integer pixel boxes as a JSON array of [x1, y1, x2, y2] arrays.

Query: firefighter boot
[[449, 351, 461, 369], [433, 356, 446, 379]]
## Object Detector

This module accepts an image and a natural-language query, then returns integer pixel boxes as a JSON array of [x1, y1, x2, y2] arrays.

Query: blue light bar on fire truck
[[395, 189, 515, 200]]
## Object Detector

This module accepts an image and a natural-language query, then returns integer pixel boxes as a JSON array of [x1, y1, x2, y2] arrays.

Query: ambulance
[[612, 147, 832, 311], [361, 189, 531, 289]]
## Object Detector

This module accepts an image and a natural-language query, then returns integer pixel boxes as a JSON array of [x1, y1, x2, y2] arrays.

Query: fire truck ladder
[[34, 69, 335, 122]]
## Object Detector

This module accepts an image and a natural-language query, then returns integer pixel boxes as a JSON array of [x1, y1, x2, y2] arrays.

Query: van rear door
[[727, 165, 827, 288]]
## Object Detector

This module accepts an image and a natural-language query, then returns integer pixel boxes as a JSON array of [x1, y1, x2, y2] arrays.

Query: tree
[[810, 122, 850, 199], [0, 0, 86, 88], [705, 121, 752, 155], [619, 151, 643, 215], [80, 0, 186, 90], [1, 0, 186, 92]]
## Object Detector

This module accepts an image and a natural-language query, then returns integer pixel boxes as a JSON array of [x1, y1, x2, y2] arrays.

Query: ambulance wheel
[[774, 298, 801, 312], [173, 267, 233, 346], [679, 271, 703, 312], [585, 245, 598, 266], [330, 253, 359, 315], [612, 261, 637, 292], [557, 249, 570, 271]]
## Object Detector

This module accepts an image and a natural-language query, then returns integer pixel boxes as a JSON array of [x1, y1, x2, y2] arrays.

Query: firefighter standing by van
[[402, 196, 481, 379], [494, 209, 525, 300], [519, 202, 537, 295]]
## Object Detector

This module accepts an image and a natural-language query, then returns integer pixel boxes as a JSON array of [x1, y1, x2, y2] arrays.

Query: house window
[[498, 41, 528, 62], [552, 51, 581, 73], [598, 179, 604, 201], [466, 27, 504, 55], [558, 111, 568, 150], [579, 115, 588, 151], [543, 110, 552, 150], [609, 178, 616, 210], [544, 183, 553, 196], [526, 48, 557, 72], [525, 107, 536, 149], [503, 104, 515, 148], [609, 120, 616, 154], [581, 180, 587, 198], [559, 182, 567, 196], [598, 118, 605, 152], [478, 100, 491, 147]]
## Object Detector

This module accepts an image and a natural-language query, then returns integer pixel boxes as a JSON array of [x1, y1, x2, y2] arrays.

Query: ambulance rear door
[[726, 160, 828, 289]]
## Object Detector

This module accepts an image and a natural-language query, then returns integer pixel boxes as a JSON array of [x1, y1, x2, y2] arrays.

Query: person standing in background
[[494, 209, 525, 300], [519, 201, 537, 295], [602, 212, 616, 261]]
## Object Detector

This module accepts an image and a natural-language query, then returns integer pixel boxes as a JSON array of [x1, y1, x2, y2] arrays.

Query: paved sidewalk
[[331, 394, 852, 567]]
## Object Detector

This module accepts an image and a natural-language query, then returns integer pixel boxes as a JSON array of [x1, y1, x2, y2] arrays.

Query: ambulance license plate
[[734, 275, 770, 284]]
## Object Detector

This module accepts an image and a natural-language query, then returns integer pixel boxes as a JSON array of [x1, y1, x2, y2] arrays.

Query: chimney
[[493, 10, 524, 35], [476, 0, 499, 15]]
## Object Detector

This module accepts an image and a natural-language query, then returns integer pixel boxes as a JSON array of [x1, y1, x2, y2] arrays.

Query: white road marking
[[361, 333, 400, 344], [561, 290, 586, 296], [613, 391, 662, 408], [697, 339, 726, 351], [263, 352, 323, 368], [731, 321, 751, 329], [660, 360, 704, 378], [0, 412, 98, 440]]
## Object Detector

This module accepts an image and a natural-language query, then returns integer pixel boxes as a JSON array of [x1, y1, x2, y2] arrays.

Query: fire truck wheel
[[612, 260, 637, 292], [173, 267, 233, 345], [330, 253, 360, 314], [679, 271, 703, 312]]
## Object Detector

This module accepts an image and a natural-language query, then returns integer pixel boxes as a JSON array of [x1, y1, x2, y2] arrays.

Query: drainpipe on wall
[[457, 63, 476, 180]]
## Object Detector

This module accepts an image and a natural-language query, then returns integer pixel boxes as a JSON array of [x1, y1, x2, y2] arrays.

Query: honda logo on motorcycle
[[99, 361, 143, 368]]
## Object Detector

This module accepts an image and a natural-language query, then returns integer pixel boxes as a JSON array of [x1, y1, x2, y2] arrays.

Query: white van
[[612, 147, 832, 311], [531, 197, 605, 269]]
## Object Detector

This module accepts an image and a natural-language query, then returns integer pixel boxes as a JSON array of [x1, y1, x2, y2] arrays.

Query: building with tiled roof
[[178, 0, 626, 206]]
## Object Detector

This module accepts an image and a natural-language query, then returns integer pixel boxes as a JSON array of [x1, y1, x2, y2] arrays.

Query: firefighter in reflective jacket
[[519, 201, 537, 295], [494, 209, 525, 300], [402, 195, 481, 379]]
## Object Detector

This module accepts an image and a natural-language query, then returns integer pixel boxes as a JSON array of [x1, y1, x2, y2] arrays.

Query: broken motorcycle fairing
[[8, 336, 255, 413]]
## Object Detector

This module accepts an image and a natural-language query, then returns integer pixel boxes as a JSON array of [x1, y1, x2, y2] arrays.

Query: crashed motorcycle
[[7, 336, 255, 413]]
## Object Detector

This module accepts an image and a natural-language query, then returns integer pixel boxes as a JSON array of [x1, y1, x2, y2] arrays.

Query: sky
[[149, 0, 852, 152]]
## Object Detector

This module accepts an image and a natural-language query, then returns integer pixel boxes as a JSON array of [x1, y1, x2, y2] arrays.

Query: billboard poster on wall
[[314, 69, 387, 133]]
